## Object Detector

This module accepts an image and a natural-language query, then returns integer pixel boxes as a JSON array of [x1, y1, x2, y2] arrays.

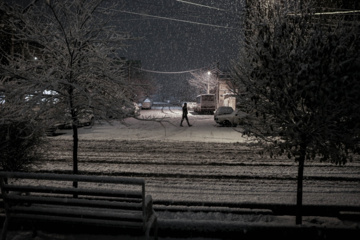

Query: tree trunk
[[296, 143, 306, 225], [72, 122, 78, 198], [72, 123, 78, 186], [68, 86, 78, 192]]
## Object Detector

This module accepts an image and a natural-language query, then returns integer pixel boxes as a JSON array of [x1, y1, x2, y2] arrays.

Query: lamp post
[[207, 71, 211, 94]]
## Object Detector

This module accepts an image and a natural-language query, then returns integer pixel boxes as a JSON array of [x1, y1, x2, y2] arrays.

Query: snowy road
[[42, 108, 360, 208]]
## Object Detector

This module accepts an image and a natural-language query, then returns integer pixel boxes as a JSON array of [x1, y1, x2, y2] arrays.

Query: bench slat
[[9, 213, 144, 228], [4, 185, 143, 199], [0, 172, 145, 185], [11, 205, 143, 222], [6, 194, 143, 210]]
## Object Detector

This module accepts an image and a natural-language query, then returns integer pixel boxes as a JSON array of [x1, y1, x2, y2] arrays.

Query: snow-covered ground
[[58, 108, 254, 143], [5, 108, 360, 239]]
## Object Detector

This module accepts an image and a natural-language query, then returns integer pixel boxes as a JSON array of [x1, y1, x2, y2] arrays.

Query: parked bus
[[194, 94, 216, 114]]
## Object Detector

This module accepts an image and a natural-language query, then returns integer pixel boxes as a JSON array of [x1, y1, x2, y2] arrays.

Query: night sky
[[116, 0, 244, 73], [114, 0, 245, 100], [6, 0, 245, 100]]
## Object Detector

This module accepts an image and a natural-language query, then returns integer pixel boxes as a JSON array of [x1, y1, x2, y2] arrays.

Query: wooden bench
[[0, 172, 158, 240]]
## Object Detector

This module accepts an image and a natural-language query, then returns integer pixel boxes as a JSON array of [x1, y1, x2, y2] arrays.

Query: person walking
[[180, 102, 192, 127]]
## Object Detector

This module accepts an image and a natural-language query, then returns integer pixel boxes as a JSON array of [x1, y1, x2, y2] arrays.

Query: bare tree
[[188, 65, 219, 95], [188, 71, 215, 94], [0, 0, 138, 180], [127, 63, 157, 103], [232, 0, 360, 224]]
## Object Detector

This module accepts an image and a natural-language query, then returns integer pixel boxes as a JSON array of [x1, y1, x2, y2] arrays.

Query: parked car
[[214, 106, 234, 117], [59, 109, 95, 129], [76, 109, 95, 126], [186, 102, 197, 111], [142, 98, 152, 109], [214, 106, 249, 127]]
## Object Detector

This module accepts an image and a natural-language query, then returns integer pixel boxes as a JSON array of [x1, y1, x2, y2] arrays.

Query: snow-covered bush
[[0, 0, 139, 174]]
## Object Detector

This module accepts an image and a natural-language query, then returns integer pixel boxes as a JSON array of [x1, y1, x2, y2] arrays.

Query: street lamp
[[207, 71, 211, 94]]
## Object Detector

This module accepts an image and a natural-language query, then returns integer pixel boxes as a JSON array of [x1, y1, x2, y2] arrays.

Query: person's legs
[[185, 116, 191, 126]]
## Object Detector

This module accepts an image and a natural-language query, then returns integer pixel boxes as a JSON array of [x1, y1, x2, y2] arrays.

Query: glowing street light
[[207, 71, 211, 94]]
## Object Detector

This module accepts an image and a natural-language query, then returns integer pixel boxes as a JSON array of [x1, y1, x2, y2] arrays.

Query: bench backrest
[[0, 172, 148, 229]]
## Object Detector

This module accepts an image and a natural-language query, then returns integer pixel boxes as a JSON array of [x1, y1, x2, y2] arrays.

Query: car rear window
[[217, 107, 233, 115]]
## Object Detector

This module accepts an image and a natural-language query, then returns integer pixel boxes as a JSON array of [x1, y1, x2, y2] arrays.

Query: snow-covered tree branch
[[0, 0, 139, 175], [188, 70, 217, 95], [232, 0, 360, 224]]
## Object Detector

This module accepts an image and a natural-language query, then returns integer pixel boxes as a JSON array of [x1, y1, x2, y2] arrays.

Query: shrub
[[0, 121, 45, 171]]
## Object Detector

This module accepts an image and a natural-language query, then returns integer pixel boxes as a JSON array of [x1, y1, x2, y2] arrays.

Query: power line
[[287, 9, 360, 18], [176, 0, 226, 12], [114, 10, 235, 30], [135, 67, 206, 74], [314, 9, 360, 15]]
